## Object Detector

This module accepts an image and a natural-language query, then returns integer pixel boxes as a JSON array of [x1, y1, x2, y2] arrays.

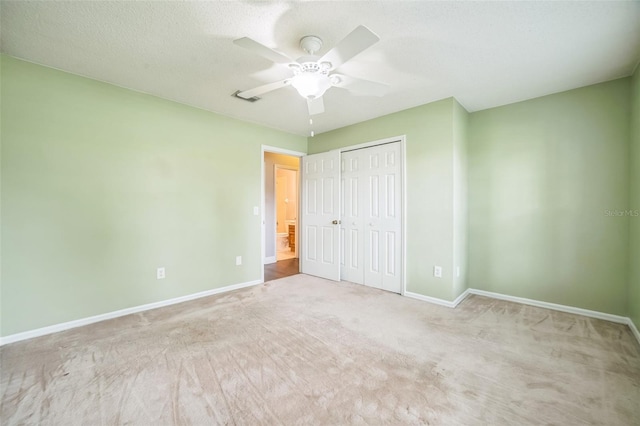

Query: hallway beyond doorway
[[264, 258, 299, 282]]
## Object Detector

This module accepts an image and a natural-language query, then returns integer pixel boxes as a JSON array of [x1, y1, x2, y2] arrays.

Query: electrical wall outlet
[[157, 267, 165, 280], [236, 256, 242, 266], [434, 266, 442, 278], [253, 206, 259, 215], [456, 266, 461, 278]]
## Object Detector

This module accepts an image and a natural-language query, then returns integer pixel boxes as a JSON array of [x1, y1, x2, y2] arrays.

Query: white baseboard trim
[[627, 318, 640, 346], [264, 256, 276, 264], [404, 287, 640, 347], [467, 289, 629, 324], [0, 279, 263, 346], [404, 289, 470, 309], [4, 281, 639, 348], [452, 289, 471, 307]]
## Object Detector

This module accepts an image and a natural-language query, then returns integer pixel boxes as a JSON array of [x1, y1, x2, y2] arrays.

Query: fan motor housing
[[299, 35, 323, 55]]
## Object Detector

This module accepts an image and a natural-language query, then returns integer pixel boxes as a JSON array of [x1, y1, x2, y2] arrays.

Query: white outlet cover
[[253, 206, 259, 215], [235, 256, 242, 266], [434, 266, 442, 278], [157, 267, 165, 279]]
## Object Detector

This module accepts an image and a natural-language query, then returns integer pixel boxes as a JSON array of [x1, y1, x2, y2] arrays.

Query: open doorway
[[263, 149, 302, 282], [275, 166, 298, 261]]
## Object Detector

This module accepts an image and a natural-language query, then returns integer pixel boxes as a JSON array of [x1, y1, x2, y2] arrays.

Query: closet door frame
[[339, 135, 406, 295]]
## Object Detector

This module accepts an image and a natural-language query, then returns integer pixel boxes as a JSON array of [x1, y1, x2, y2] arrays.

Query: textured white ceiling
[[1, 1, 639, 136]]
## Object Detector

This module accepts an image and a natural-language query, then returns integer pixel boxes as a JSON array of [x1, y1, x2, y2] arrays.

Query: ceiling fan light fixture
[[291, 72, 331, 99], [234, 25, 385, 113]]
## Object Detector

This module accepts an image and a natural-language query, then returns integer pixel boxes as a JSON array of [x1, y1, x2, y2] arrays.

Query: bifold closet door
[[341, 142, 402, 293], [341, 151, 365, 284]]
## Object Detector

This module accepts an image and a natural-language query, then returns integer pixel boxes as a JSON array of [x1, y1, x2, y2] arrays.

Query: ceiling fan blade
[[307, 97, 325, 115], [319, 25, 380, 70], [332, 74, 389, 97], [233, 37, 293, 64], [236, 79, 292, 99]]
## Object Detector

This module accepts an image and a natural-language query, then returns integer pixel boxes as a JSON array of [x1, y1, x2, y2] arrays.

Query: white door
[[341, 151, 365, 284], [301, 151, 341, 281], [341, 142, 402, 293]]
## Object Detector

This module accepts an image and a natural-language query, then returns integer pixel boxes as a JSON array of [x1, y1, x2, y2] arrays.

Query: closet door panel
[[340, 151, 364, 284], [341, 141, 402, 293], [362, 143, 402, 293]]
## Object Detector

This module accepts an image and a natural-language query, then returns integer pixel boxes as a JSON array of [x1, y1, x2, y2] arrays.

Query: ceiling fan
[[233, 25, 389, 116]]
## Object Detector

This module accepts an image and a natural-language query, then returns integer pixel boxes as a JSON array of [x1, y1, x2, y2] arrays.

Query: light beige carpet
[[1, 274, 639, 425]]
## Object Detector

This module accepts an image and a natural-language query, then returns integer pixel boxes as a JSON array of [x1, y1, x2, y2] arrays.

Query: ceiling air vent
[[232, 90, 261, 102]]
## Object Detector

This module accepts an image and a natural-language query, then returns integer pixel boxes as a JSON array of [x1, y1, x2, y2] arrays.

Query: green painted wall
[[2, 52, 637, 337], [452, 100, 469, 299], [308, 98, 465, 301], [0, 56, 306, 336], [630, 67, 640, 329], [0, 58, 3, 333], [468, 78, 631, 316]]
